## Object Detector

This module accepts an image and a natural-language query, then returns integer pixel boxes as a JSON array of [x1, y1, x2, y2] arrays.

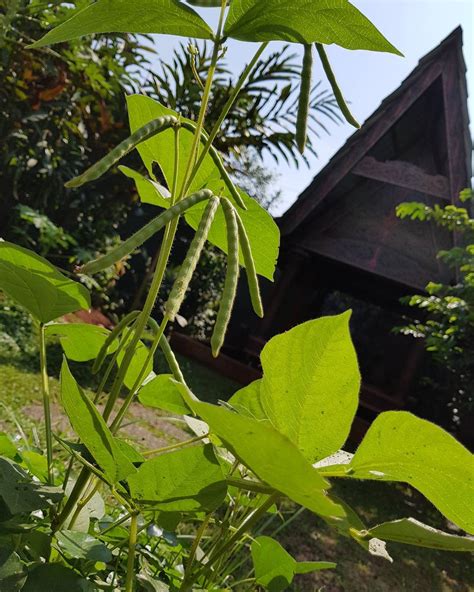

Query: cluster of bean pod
[[68, 115, 263, 358]]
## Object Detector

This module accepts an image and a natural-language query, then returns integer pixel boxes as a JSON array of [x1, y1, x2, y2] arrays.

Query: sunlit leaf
[[347, 412, 474, 534], [60, 359, 136, 482], [29, 0, 213, 48], [138, 374, 191, 415], [127, 444, 227, 512], [225, 0, 402, 55]]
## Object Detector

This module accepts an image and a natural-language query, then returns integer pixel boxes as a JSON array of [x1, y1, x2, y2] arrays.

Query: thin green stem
[[142, 434, 208, 457], [125, 512, 139, 592], [187, 41, 269, 194], [39, 323, 53, 485], [179, 0, 227, 200], [180, 515, 212, 591], [67, 478, 100, 530], [194, 493, 279, 586]]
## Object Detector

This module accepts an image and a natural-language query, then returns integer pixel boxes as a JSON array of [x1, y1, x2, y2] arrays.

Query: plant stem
[[125, 512, 139, 592], [180, 514, 211, 591], [193, 493, 279, 587], [186, 41, 269, 194], [179, 0, 227, 199], [39, 323, 53, 485], [142, 433, 208, 457]]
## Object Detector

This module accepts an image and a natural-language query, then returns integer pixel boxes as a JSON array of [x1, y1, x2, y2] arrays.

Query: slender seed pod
[[159, 335, 186, 384], [66, 116, 178, 188], [79, 189, 213, 275], [165, 195, 220, 321], [296, 44, 313, 154], [181, 120, 247, 210], [211, 198, 240, 358], [234, 211, 264, 318], [92, 310, 141, 374], [315, 43, 360, 129]]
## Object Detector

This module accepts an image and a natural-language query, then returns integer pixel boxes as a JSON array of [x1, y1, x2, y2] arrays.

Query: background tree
[[396, 189, 474, 443], [0, 0, 150, 310]]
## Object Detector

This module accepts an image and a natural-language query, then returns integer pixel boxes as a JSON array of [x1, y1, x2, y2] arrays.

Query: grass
[[0, 343, 472, 591]]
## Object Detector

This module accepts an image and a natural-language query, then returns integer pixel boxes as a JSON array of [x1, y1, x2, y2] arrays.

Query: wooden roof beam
[[352, 156, 450, 200]]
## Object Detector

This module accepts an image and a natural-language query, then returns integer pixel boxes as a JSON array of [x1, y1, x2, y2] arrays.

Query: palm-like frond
[[143, 42, 342, 167]]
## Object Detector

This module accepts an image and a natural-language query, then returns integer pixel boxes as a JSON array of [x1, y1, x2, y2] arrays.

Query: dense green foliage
[[397, 190, 474, 433], [0, 2, 472, 592]]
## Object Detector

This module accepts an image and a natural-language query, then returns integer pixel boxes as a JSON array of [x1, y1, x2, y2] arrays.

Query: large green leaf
[[251, 536, 335, 592], [29, 0, 213, 48], [126, 94, 279, 280], [181, 396, 345, 519], [138, 374, 191, 415], [127, 444, 227, 512], [0, 241, 90, 324], [22, 564, 95, 592], [224, 0, 401, 55], [46, 323, 117, 362], [347, 412, 474, 534], [0, 548, 25, 592], [364, 518, 474, 552], [259, 312, 359, 462], [60, 359, 136, 482]]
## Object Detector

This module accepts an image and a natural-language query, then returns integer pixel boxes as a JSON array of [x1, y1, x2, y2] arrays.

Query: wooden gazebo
[[173, 28, 471, 439]]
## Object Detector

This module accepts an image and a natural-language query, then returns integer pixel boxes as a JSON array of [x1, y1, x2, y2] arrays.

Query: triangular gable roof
[[281, 27, 471, 237]]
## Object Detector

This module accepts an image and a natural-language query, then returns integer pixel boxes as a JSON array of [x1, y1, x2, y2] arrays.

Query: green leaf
[[364, 517, 474, 552], [0, 549, 26, 592], [138, 374, 191, 415], [22, 564, 95, 592], [127, 444, 227, 512], [347, 411, 474, 534], [259, 312, 360, 462], [126, 94, 279, 280], [180, 396, 345, 519], [20, 451, 48, 482], [46, 323, 117, 362], [0, 458, 61, 515], [29, 0, 213, 48], [251, 536, 335, 592], [0, 241, 90, 324], [225, 0, 402, 55], [228, 379, 268, 421], [119, 165, 170, 208], [55, 530, 112, 562], [0, 434, 18, 460], [60, 359, 136, 482]]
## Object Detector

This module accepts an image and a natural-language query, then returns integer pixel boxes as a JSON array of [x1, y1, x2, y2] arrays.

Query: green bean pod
[[79, 189, 213, 275], [92, 310, 140, 374], [316, 43, 360, 129], [165, 195, 220, 321], [211, 198, 240, 358], [296, 44, 313, 154], [66, 116, 178, 188], [234, 211, 263, 318], [159, 335, 186, 384]]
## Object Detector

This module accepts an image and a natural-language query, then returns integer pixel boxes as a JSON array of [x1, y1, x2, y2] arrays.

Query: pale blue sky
[[149, 1, 473, 215]]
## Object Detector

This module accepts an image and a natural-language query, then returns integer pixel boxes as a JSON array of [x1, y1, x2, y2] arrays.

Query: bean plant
[[0, 2, 473, 591]]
